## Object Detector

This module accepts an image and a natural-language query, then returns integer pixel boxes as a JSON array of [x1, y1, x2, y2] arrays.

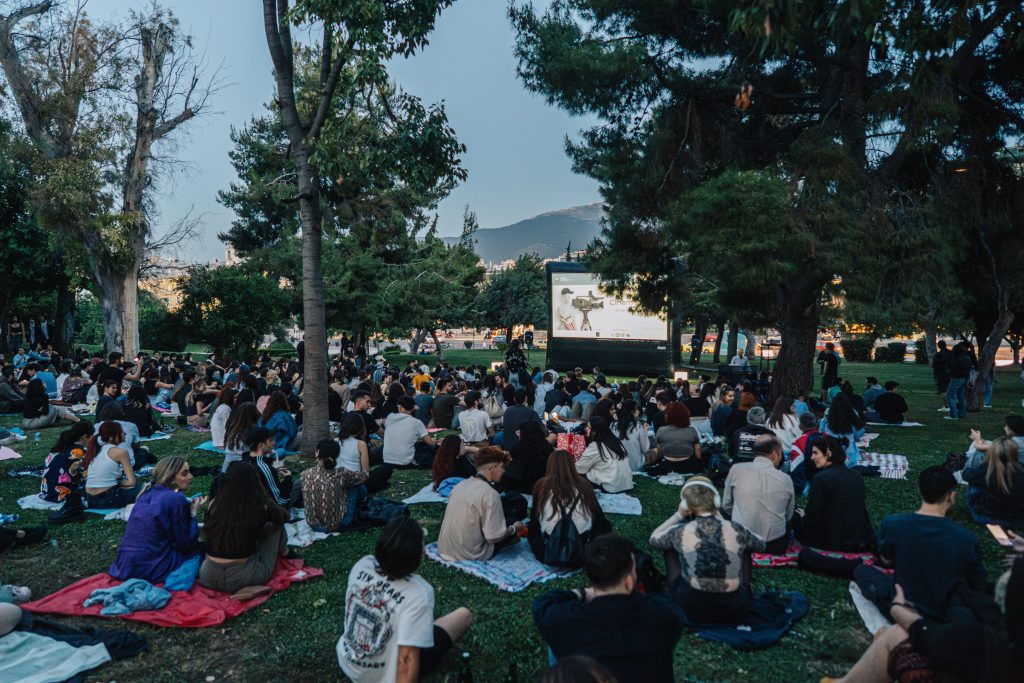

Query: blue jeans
[[341, 484, 367, 527], [984, 378, 994, 407], [947, 378, 967, 418]]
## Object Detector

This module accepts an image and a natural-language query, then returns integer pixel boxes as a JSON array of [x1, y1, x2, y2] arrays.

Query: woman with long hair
[[39, 420, 94, 504], [819, 393, 866, 466], [766, 396, 802, 455], [199, 460, 290, 593], [528, 450, 612, 566], [724, 391, 756, 438], [611, 399, 649, 472], [109, 456, 205, 582], [210, 386, 238, 450], [709, 387, 736, 436], [431, 434, 476, 491], [301, 439, 368, 531], [646, 402, 703, 475], [21, 378, 80, 430], [258, 390, 299, 455], [185, 378, 216, 428], [795, 436, 874, 552], [84, 421, 140, 509], [963, 436, 1024, 527], [501, 420, 554, 493], [223, 402, 261, 472], [122, 384, 161, 438], [576, 416, 633, 493]]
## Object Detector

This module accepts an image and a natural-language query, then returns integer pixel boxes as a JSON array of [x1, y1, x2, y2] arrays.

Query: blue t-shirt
[[573, 391, 597, 405], [413, 394, 433, 426], [792, 399, 810, 417], [877, 513, 986, 619], [35, 371, 58, 397]]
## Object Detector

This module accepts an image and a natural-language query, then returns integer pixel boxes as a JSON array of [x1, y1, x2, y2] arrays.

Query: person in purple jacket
[[109, 456, 206, 583]]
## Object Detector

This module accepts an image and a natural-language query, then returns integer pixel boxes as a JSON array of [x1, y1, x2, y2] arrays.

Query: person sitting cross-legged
[[337, 517, 474, 682], [865, 380, 909, 424], [962, 435, 1024, 529], [533, 534, 687, 683], [793, 436, 875, 552], [649, 477, 764, 625], [722, 435, 795, 554], [382, 396, 435, 469], [300, 440, 368, 532]]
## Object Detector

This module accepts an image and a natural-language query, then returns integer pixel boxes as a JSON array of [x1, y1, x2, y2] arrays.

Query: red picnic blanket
[[752, 541, 888, 569], [21, 558, 323, 628]]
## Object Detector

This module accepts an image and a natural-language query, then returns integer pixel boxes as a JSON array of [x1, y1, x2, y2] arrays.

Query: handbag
[[556, 433, 587, 461]]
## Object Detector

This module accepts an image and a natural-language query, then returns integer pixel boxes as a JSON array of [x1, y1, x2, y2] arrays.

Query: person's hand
[[278, 467, 291, 477], [190, 496, 207, 516], [1007, 530, 1024, 555]]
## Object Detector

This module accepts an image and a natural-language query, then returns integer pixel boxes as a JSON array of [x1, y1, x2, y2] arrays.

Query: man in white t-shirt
[[338, 518, 474, 682], [382, 396, 435, 468], [729, 348, 750, 367], [457, 390, 493, 445]]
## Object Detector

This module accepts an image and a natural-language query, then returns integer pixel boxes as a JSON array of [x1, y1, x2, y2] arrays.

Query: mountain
[[444, 203, 605, 263]]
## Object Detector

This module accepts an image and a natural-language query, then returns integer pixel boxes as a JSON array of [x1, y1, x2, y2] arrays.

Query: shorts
[[418, 624, 454, 677]]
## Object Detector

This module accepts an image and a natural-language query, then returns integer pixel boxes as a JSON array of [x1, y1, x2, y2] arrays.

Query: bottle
[[34, 432, 40, 443], [456, 651, 474, 683]]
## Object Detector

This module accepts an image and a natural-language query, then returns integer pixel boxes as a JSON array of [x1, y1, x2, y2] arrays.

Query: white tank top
[[87, 443, 123, 489], [336, 437, 363, 471]]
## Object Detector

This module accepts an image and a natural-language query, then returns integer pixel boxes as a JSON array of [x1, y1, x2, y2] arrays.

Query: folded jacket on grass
[[17, 609, 148, 659], [0, 631, 111, 683], [425, 541, 577, 592], [681, 591, 809, 650], [21, 558, 324, 628], [83, 579, 171, 616]]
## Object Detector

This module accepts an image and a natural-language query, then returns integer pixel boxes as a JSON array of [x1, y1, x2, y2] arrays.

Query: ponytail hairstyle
[[51, 420, 94, 455], [83, 421, 125, 468], [315, 439, 340, 470]]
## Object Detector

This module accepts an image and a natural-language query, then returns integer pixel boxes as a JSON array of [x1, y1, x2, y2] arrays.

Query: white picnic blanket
[[867, 422, 924, 427], [402, 483, 534, 508], [402, 483, 641, 515], [856, 452, 910, 480], [425, 540, 578, 592], [857, 433, 880, 448], [634, 471, 690, 486], [286, 519, 337, 547], [136, 432, 172, 442], [17, 494, 60, 511], [849, 581, 891, 635]]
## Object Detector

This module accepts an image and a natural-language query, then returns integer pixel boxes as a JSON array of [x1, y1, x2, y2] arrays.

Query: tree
[[0, 2, 214, 357], [176, 265, 290, 356], [475, 255, 548, 342], [510, 1, 1023, 399]]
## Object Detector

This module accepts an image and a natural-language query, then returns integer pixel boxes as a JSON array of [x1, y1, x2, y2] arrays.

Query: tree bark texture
[[711, 319, 725, 364], [689, 318, 708, 364], [770, 276, 822, 403], [970, 308, 1014, 410], [726, 324, 739, 361]]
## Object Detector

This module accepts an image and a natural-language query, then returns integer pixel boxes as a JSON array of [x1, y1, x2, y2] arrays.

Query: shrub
[[495, 342, 508, 351], [915, 338, 929, 364], [840, 337, 874, 362], [875, 342, 907, 363], [383, 344, 403, 354]]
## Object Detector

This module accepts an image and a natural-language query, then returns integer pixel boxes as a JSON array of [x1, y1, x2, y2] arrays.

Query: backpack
[[542, 496, 586, 568], [484, 393, 505, 422], [633, 549, 664, 593]]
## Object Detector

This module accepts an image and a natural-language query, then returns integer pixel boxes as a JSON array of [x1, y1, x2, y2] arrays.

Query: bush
[[875, 342, 907, 363], [495, 342, 508, 351], [840, 337, 874, 362], [383, 345, 403, 354], [915, 338, 929, 364]]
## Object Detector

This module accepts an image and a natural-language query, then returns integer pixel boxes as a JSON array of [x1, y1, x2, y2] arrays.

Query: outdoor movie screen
[[550, 271, 668, 342]]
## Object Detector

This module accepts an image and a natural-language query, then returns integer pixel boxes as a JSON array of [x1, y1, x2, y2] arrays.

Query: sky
[[83, 0, 602, 262]]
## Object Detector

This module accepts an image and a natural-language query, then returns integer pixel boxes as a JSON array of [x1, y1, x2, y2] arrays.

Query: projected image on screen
[[551, 272, 667, 342]]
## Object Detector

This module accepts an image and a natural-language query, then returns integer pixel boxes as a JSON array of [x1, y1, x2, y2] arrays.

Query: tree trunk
[[923, 326, 938, 364], [770, 276, 822, 403], [53, 276, 76, 356], [506, 325, 514, 343], [726, 324, 739, 361], [429, 329, 445, 360], [741, 329, 756, 359], [96, 269, 126, 356], [1007, 334, 1021, 367], [970, 308, 1014, 411], [711, 319, 726, 364], [690, 318, 708, 364], [409, 328, 427, 355]]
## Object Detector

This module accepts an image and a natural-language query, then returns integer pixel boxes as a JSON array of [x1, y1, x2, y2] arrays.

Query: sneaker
[[984, 405, 992, 409], [937, 407, 950, 412], [11, 586, 32, 604], [944, 416, 960, 420]]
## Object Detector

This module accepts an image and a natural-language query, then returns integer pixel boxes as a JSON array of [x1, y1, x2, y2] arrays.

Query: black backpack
[[542, 496, 586, 568]]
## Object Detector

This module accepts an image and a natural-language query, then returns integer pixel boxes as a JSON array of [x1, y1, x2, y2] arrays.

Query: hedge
[[874, 342, 907, 363], [840, 338, 874, 362]]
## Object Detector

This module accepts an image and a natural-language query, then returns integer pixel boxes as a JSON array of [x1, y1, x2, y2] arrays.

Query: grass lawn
[[2, 359, 1022, 682]]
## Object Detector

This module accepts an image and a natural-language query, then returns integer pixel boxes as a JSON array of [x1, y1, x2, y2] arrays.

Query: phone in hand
[[987, 524, 1013, 547]]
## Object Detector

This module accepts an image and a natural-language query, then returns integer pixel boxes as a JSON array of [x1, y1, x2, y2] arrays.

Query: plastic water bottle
[[34, 432, 40, 443]]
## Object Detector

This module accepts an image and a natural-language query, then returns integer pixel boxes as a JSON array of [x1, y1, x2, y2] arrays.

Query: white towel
[[17, 495, 60, 511], [849, 581, 892, 635], [285, 519, 337, 547]]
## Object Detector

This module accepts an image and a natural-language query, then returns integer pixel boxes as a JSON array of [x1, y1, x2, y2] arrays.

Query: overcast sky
[[82, 0, 601, 262]]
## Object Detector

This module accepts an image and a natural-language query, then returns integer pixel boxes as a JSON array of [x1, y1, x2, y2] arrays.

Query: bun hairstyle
[[316, 439, 340, 469], [679, 477, 721, 514]]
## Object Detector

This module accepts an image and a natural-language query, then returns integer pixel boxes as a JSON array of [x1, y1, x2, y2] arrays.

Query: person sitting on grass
[[220, 401, 261, 473], [818, 393, 866, 466], [337, 517, 474, 682], [793, 435, 875, 552], [83, 421, 140, 509], [430, 434, 477, 491], [962, 436, 1024, 528], [185, 378, 216, 428], [437, 447, 525, 561], [827, 560, 1024, 683], [865, 380, 909, 424], [0, 366, 26, 414], [121, 385, 162, 438], [457, 390, 493, 446], [644, 402, 702, 476], [198, 461, 290, 595], [855, 466, 986, 621], [649, 477, 764, 625], [382, 395, 435, 469], [722, 435, 795, 555], [39, 420, 94, 505], [300, 439, 368, 532], [528, 450, 612, 567], [577, 416, 634, 493], [500, 420, 555, 494], [210, 386, 237, 450], [239, 426, 292, 507], [533, 534, 686, 683], [96, 400, 155, 469], [788, 412, 824, 494], [109, 456, 206, 583], [728, 405, 774, 463], [967, 415, 1024, 464], [709, 387, 737, 436], [21, 378, 80, 430], [258, 390, 300, 456]]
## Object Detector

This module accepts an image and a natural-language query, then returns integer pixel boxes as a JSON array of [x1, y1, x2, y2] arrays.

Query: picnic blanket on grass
[[136, 432, 172, 442], [425, 541, 577, 592], [286, 519, 337, 547], [634, 471, 690, 486], [867, 421, 924, 427], [0, 631, 113, 683], [193, 439, 300, 456], [401, 483, 642, 515], [858, 433, 880, 448], [752, 541, 882, 569], [855, 452, 910, 480], [681, 591, 809, 650], [18, 494, 61, 511], [21, 557, 323, 628]]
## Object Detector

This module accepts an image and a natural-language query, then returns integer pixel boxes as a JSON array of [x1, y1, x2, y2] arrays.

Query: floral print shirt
[[40, 445, 87, 503]]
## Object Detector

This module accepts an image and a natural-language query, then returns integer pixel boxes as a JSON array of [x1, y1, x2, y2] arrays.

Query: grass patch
[[1, 361, 1020, 681]]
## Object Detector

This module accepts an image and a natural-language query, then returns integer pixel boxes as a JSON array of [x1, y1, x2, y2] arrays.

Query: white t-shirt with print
[[337, 555, 435, 682], [459, 407, 492, 442]]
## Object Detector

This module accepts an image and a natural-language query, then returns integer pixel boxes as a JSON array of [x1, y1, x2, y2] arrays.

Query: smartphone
[[987, 524, 1013, 547]]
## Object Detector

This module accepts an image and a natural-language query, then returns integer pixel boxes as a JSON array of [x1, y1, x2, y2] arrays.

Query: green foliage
[[76, 290, 187, 352], [874, 343, 907, 364], [914, 339, 930, 365], [840, 338, 874, 362], [176, 265, 290, 356], [475, 255, 548, 337]]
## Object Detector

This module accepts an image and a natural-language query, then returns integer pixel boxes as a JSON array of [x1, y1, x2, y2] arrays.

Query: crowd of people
[[2, 336, 1024, 682]]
